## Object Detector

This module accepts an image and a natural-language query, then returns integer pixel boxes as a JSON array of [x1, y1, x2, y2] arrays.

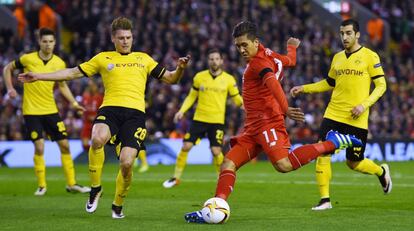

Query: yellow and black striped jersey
[[78, 51, 165, 112], [14, 52, 66, 115]]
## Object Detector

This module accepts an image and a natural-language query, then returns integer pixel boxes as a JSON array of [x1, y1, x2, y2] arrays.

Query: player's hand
[[72, 102, 86, 113], [177, 55, 191, 69], [287, 37, 301, 48], [351, 104, 365, 120], [174, 111, 184, 123], [290, 86, 304, 97], [18, 72, 39, 83], [286, 107, 305, 122], [7, 88, 18, 99]]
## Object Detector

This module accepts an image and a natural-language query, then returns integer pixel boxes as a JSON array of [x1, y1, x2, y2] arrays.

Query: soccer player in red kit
[[81, 79, 103, 151], [184, 21, 363, 223]]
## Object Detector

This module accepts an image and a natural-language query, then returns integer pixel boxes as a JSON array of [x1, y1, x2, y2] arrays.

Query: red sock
[[215, 170, 236, 200], [288, 141, 336, 170]]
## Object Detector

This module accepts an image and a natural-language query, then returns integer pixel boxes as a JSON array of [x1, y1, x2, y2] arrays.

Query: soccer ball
[[201, 197, 230, 224]]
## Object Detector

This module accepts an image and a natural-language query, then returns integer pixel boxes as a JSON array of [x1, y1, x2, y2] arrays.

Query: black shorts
[[94, 106, 146, 150], [24, 113, 67, 141], [319, 118, 368, 161], [184, 120, 225, 147]]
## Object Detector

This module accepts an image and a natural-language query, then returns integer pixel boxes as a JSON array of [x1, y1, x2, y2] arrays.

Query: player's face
[[38, 35, 55, 55], [208, 52, 223, 72], [234, 34, 259, 61], [112, 29, 133, 53], [339, 25, 360, 50]]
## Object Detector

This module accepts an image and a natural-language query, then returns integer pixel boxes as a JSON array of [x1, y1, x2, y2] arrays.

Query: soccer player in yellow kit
[[3, 28, 90, 196], [163, 49, 243, 188], [19, 17, 190, 218], [291, 19, 392, 210]]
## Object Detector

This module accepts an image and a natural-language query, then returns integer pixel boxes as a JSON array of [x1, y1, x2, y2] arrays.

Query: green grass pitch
[[1, 161, 413, 230]]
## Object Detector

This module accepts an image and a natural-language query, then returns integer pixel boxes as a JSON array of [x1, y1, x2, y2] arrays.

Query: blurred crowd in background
[[1, 0, 414, 144]]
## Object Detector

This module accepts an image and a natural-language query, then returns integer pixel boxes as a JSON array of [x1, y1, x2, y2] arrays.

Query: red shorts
[[81, 122, 93, 139], [227, 123, 291, 168]]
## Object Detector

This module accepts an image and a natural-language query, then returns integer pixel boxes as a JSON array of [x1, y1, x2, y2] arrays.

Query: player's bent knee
[[57, 140, 70, 153], [211, 147, 222, 156], [273, 158, 293, 173], [91, 135, 108, 149], [346, 160, 360, 169], [220, 158, 236, 172], [182, 142, 193, 152], [34, 146, 44, 155]]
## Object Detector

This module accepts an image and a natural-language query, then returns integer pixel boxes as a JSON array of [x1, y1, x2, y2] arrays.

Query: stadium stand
[[1, 0, 413, 142]]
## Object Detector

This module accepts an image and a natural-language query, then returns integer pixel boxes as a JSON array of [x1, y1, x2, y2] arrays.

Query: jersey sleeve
[[251, 59, 288, 113], [227, 75, 240, 97], [14, 54, 28, 70], [251, 58, 279, 82], [78, 53, 101, 77], [367, 51, 385, 79], [327, 55, 337, 79], [274, 45, 297, 67], [145, 54, 166, 79], [192, 73, 200, 90]]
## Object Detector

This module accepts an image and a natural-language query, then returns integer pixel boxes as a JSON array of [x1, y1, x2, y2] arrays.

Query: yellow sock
[[315, 155, 332, 199], [353, 158, 383, 176], [213, 152, 224, 174], [173, 150, 188, 179], [115, 143, 121, 157], [113, 169, 132, 206], [88, 146, 105, 187], [138, 150, 148, 166], [61, 153, 76, 186], [33, 154, 46, 188]]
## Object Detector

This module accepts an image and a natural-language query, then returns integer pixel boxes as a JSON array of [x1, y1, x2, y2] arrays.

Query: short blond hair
[[111, 17, 133, 35]]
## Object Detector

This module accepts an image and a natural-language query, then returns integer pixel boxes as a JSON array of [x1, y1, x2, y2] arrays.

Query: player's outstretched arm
[[18, 67, 84, 83], [3, 62, 18, 98], [174, 88, 198, 123], [161, 55, 191, 84], [290, 85, 304, 97], [291, 79, 334, 97]]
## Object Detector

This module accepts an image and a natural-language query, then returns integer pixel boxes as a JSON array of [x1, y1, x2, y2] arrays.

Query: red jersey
[[82, 92, 103, 124], [242, 44, 296, 135]]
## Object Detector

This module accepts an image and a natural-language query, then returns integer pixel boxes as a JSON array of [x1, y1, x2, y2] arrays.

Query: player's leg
[[163, 121, 204, 188], [208, 124, 225, 174], [313, 118, 336, 210], [86, 108, 116, 213], [112, 111, 146, 219], [24, 115, 47, 196], [211, 146, 224, 174], [185, 134, 258, 223], [56, 139, 90, 193], [44, 113, 89, 193], [279, 131, 361, 172], [113, 146, 137, 219], [163, 141, 193, 188], [313, 155, 332, 210], [344, 127, 392, 194], [33, 139, 47, 196], [258, 124, 362, 173], [137, 145, 149, 173]]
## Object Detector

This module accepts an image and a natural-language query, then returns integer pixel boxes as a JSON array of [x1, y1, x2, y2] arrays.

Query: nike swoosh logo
[[86, 204, 93, 209]]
